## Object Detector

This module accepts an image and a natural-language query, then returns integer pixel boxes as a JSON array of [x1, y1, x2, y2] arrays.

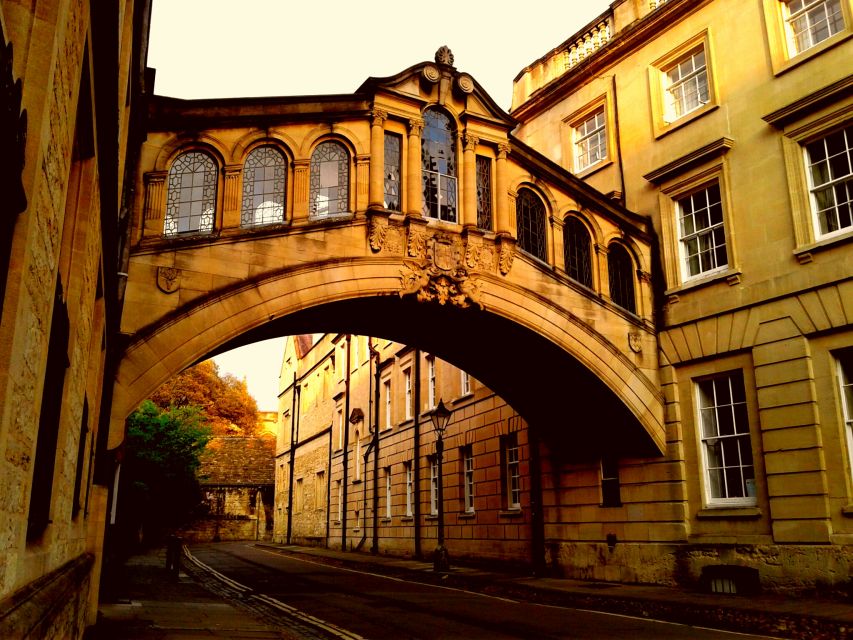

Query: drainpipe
[[341, 335, 351, 551], [325, 426, 332, 548], [370, 338, 380, 554], [286, 373, 299, 545], [610, 74, 627, 207], [413, 349, 421, 559]]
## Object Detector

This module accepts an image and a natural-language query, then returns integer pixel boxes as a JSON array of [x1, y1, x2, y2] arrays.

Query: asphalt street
[[188, 542, 781, 640]]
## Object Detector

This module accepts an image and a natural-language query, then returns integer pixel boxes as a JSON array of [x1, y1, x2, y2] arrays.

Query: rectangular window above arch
[[476, 155, 493, 230], [384, 132, 402, 211]]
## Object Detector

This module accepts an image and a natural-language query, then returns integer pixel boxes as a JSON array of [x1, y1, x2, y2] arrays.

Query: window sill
[[452, 392, 474, 405], [379, 518, 391, 524], [574, 157, 613, 180], [425, 514, 439, 521], [841, 504, 853, 518], [401, 516, 414, 523], [696, 506, 761, 519], [499, 509, 523, 519], [654, 103, 718, 140], [665, 267, 742, 300], [352, 478, 362, 485], [770, 30, 852, 77], [459, 512, 476, 520], [792, 228, 853, 264], [331, 520, 341, 525]]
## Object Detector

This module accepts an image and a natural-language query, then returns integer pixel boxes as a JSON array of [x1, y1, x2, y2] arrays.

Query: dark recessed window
[[516, 188, 547, 261]]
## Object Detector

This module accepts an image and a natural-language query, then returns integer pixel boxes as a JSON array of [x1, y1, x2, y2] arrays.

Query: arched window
[[608, 243, 636, 313], [310, 141, 349, 216], [242, 146, 285, 226], [164, 151, 217, 236], [563, 216, 593, 288], [516, 188, 547, 261], [421, 108, 457, 222]]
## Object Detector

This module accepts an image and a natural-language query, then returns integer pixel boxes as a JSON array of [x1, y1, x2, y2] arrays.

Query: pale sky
[[148, 0, 612, 410]]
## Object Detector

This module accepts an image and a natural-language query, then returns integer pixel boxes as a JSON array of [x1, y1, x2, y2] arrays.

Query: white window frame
[[664, 47, 709, 123], [804, 126, 853, 240], [837, 352, 853, 485], [696, 371, 757, 507], [383, 378, 392, 429], [355, 430, 361, 481], [676, 182, 728, 280], [429, 457, 439, 515], [783, 0, 845, 55], [505, 434, 521, 510], [460, 370, 471, 396], [463, 446, 475, 513], [427, 356, 436, 410], [384, 467, 392, 519], [335, 479, 342, 522], [405, 461, 413, 517], [404, 367, 412, 420], [574, 108, 607, 172], [337, 408, 344, 450]]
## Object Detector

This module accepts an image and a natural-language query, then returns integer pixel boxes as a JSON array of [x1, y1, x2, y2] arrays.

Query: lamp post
[[428, 398, 452, 572]]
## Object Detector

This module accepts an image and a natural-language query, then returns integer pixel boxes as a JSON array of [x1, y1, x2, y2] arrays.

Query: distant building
[[275, 334, 532, 564], [180, 435, 275, 542]]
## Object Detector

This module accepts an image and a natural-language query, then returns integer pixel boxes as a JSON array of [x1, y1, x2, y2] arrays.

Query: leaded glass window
[[563, 217, 593, 288], [608, 243, 636, 313], [241, 146, 285, 227], [384, 133, 402, 211], [421, 108, 457, 222], [516, 188, 547, 261], [164, 151, 217, 236], [310, 141, 349, 217], [476, 155, 492, 230]]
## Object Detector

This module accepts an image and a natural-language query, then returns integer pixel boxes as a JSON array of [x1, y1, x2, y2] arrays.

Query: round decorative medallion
[[457, 74, 474, 94], [422, 64, 440, 83]]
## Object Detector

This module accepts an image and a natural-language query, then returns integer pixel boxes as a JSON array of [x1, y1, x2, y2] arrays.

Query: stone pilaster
[[143, 171, 167, 237], [407, 118, 424, 217], [369, 109, 387, 209], [595, 243, 610, 302], [356, 154, 370, 213], [462, 133, 478, 228], [495, 143, 511, 235], [222, 164, 242, 229], [292, 159, 310, 222]]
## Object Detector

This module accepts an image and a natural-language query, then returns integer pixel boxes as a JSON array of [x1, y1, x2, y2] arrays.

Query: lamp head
[[430, 398, 452, 437]]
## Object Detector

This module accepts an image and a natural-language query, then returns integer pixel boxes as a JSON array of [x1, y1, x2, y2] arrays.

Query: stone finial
[[435, 46, 454, 66]]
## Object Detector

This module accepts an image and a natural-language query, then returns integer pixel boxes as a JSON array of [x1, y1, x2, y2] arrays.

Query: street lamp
[[428, 398, 452, 572]]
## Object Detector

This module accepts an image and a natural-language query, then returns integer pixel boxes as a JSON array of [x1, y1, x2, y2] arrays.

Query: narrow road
[[188, 542, 778, 640]]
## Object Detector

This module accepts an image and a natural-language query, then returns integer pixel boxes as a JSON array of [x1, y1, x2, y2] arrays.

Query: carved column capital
[[371, 108, 388, 127], [497, 142, 511, 157], [408, 118, 425, 136], [463, 133, 479, 152]]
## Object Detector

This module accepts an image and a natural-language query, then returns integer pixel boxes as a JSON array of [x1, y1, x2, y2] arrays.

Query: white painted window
[[696, 371, 757, 505], [405, 461, 413, 517], [664, 47, 708, 122], [677, 182, 728, 279], [384, 467, 392, 519], [460, 370, 471, 396], [355, 430, 361, 480], [837, 352, 853, 485], [574, 108, 607, 171], [463, 446, 475, 513], [429, 457, 439, 515], [427, 356, 436, 410], [505, 434, 521, 510], [337, 408, 344, 450], [383, 379, 392, 429], [804, 126, 853, 239], [404, 368, 412, 420], [335, 479, 342, 522], [784, 0, 844, 54]]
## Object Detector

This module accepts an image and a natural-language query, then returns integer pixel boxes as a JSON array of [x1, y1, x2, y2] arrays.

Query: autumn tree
[[150, 360, 259, 435]]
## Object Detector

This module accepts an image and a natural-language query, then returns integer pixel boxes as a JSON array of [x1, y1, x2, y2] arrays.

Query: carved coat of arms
[[400, 234, 482, 310], [156, 266, 181, 294]]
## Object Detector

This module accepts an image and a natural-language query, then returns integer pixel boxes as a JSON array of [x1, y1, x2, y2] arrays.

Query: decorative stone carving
[[407, 229, 427, 259], [422, 64, 440, 83], [156, 267, 181, 294], [498, 239, 515, 275], [385, 227, 403, 254], [457, 73, 474, 94], [400, 234, 482, 310], [371, 108, 388, 126], [368, 216, 387, 252], [628, 331, 642, 354], [408, 117, 425, 136], [435, 46, 454, 66]]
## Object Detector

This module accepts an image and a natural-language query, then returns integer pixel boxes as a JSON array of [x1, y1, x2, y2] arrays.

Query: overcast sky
[[147, 0, 612, 410]]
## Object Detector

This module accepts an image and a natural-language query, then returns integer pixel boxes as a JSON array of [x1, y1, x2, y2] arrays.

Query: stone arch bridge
[[111, 52, 664, 464]]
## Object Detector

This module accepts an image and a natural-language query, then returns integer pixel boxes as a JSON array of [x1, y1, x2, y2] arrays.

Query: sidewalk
[[87, 547, 291, 639], [255, 542, 853, 640]]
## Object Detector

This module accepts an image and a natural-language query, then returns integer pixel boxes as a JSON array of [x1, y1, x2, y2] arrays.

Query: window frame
[[384, 467, 393, 519], [562, 94, 614, 178], [384, 132, 402, 212], [607, 242, 637, 314], [404, 461, 413, 517], [164, 150, 218, 236], [404, 367, 412, 420], [675, 181, 729, 281], [563, 215, 594, 289], [515, 187, 549, 263], [502, 432, 522, 511], [762, 0, 852, 74], [309, 140, 351, 218], [695, 370, 758, 508], [836, 351, 853, 488], [462, 445, 475, 513], [429, 456, 439, 515], [241, 145, 287, 228], [421, 108, 458, 223], [426, 355, 436, 410], [648, 31, 718, 138], [383, 377, 392, 429], [460, 370, 471, 396], [803, 125, 853, 241]]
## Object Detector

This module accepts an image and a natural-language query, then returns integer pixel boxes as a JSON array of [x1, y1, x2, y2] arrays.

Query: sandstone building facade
[[510, 0, 853, 591], [0, 0, 150, 636]]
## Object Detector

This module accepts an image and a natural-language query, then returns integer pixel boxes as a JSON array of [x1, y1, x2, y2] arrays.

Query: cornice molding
[[762, 75, 853, 128], [643, 136, 734, 184]]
